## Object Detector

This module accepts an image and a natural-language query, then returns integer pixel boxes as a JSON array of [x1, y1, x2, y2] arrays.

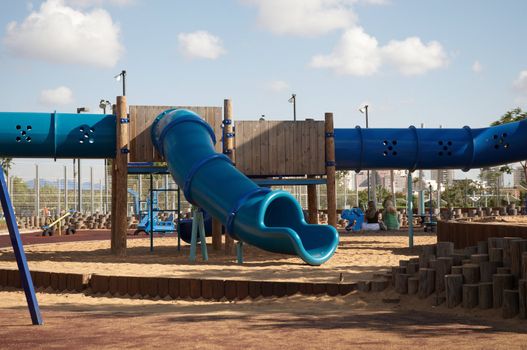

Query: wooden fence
[[235, 120, 326, 176], [128, 105, 222, 162], [437, 221, 527, 248]]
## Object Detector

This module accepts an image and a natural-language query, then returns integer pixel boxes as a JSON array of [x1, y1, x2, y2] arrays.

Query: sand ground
[[0, 288, 526, 350], [0, 230, 435, 283], [1, 229, 526, 349]]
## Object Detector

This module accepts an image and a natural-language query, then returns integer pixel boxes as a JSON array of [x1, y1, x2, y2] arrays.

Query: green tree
[[1, 158, 12, 177], [491, 108, 527, 188]]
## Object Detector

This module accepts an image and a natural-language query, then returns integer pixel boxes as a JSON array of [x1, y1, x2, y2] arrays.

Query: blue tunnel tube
[[334, 119, 527, 171], [151, 109, 339, 266], [0, 112, 115, 158]]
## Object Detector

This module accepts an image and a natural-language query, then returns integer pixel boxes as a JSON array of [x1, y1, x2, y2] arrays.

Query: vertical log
[[463, 284, 479, 308], [395, 273, 409, 294], [436, 242, 454, 257], [462, 264, 480, 284], [435, 257, 453, 293], [418, 268, 435, 298], [522, 252, 527, 280], [223, 99, 235, 254], [324, 113, 336, 228], [489, 248, 503, 265], [408, 277, 419, 295], [111, 96, 128, 256], [478, 282, 493, 309], [307, 178, 318, 224], [502, 289, 519, 319], [510, 239, 527, 283], [503, 237, 521, 268], [445, 274, 463, 308], [493, 274, 513, 308], [519, 279, 527, 319], [470, 254, 489, 264], [480, 261, 498, 283]]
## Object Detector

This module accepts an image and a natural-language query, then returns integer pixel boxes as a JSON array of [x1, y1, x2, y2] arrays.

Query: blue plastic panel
[[334, 120, 527, 171], [0, 112, 115, 158]]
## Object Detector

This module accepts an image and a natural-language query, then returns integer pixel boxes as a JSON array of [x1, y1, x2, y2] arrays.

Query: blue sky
[[0, 0, 526, 183]]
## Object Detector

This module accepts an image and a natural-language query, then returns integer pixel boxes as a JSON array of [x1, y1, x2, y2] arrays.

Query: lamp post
[[114, 70, 126, 96], [76, 107, 90, 213], [99, 99, 111, 213], [288, 94, 296, 121], [359, 105, 371, 203]]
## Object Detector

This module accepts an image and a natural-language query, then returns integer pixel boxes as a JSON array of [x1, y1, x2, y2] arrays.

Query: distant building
[[513, 167, 526, 187], [431, 169, 454, 186], [353, 170, 407, 193]]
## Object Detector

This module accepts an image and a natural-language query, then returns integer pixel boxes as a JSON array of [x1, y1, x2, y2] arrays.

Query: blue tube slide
[[334, 119, 527, 171], [151, 109, 339, 266], [0, 112, 115, 158]]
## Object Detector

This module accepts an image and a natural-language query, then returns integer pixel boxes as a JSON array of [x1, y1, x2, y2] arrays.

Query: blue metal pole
[[236, 241, 244, 264], [177, 186, 181, 251], [198, 209, 208, 261], [0, 172, 42, 325], [407, 172, 414, 248]]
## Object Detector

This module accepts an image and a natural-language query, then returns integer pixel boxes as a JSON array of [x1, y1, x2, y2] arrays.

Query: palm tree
[[1, 158, 13, 191]]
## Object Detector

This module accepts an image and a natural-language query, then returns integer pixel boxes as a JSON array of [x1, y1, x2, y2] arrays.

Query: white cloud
[[39, 86, 74, 106], [382, 37, 447, 75], [244, 0, 357, 37], [310, 27, 381, 75], [472, 60, 483, 73], [267, 80, 290, 92], [310, 29, 447, 76], [3, 0, 123, 68], [65, 0, 134, 7], [177, 31, 226, 60], [514, 70, 527, 93]]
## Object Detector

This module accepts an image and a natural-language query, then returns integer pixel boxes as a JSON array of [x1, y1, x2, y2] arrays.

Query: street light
[[76, 107, 90, 213], [99, 99, 111, 114], [359, 105, 372, 203], [114, 70, 126, 96], [288, 93, 296, 121]]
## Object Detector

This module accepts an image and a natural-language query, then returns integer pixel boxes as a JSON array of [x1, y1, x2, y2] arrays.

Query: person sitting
[[382, 198, 400, 230], [362, 201, 381, 231]]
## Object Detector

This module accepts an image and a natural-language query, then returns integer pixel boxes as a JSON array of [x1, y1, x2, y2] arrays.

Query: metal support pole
[[78, 159, 82, 213], [64, 166, 68, 211], [177, 186, 181, 251], [164, 174, 168, 209], [90, 166, 94, 214], [35, 165, 40, 221], [57, 178, 61, 216], [407, 172, 414, 248], [73, 159, 76, 211], [150, 174, 154, 252], [104, 159, 108, 213], [99, 179, 103, 213]]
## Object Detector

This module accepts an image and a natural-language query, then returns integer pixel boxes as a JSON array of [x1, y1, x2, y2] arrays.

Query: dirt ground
[[0, 289, 526, 350], [0, 229, 435, 283]]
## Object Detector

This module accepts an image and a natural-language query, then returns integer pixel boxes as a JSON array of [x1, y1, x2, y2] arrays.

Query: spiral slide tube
[[151, 109, 339, 266], [334, 119, 527, 171]]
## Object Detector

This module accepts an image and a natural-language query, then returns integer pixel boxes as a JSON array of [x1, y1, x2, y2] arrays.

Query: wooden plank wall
[[437, 221, 527, 249], [129, 106, 222, 162], [236, 120, 326, 176]]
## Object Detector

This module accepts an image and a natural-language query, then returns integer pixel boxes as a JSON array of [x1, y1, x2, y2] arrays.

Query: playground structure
[[1, 95, 527, 325], [40, 210, 76, 236]]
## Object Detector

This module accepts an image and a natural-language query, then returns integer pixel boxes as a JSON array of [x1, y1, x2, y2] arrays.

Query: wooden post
[[324, 113, 336, 228], [503, 289, 520, 318], [223, 99, 235, 254], [445, 274, 463, 308], [463, 284, 479, 308], [493, 273, 513, 308], [111, 96, 128, 256], [307, 178, 318, 224], [212, 219, 222, 251], [479, 282, 493, 309]]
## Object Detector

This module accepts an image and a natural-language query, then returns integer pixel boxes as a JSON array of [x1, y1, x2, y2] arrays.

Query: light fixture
[[76, 107, 90, 114], [114, 70, 126, 96]]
